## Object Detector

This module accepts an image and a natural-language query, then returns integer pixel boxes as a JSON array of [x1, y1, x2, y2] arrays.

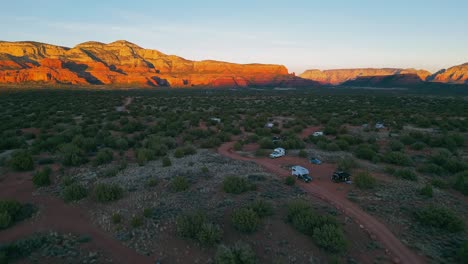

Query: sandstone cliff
[[342, 74, 424, 87], [0, 40, 316, 88], [428, 63, 468, 84], [299, 68, 431, 85]]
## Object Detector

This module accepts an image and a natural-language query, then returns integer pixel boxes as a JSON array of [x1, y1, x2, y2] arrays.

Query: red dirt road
[[0, 170, 152, 264], [218, 141, 425, 264]]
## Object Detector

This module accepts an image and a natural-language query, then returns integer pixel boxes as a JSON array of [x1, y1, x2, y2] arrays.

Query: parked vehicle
[[312, 131, 324, 137], [269, 147, 285, 158], [309, 157, 322, 165], [292, 166, 311, 182], [331, 171, 351, 183]]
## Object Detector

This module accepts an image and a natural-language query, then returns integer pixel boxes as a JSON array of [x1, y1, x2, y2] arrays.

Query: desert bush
[[162, 156, 172, 167], [337, 158, 358, 171], [62, 184, 88, 202], [93, 183, 123, 202], [254, 149, 267, 157], [414, 206, 464, 232], [285, 176, 296, 186], [0, 211, 12, 229], [355, 145, 377, 161], [231, 208, 260, 233], [313, 224, 347, 253], [111, 213, 122, 224], [298, 150, 308, 158], [215, 241, 256, 264], [32, 166, 52, 187], [197, 223, 223, 246], [176, 211, 222, 246], [233, 142, 243, 151], [143, 208, 153, 218], [9, 150, 34, 171], [170, 176, 190, 192], [223, 176, 254, 194], [411, 142, 426, 150], [93, 148, 114, 166], [247, 200, 274, 218], [383, 152, 412, 166], [354, 171, 376, 189], [393, 169, 418, 181], [457, 242, 468, 264], [0, 200, 34, 230], [130, 216, 143, 228], [59, 143, 86, 166], [136, 148, 155, 165], [419, 184, 433, 198], [453, 171, 468, 196], [389, 140, 404, 151], [146, 178, 159, 187]]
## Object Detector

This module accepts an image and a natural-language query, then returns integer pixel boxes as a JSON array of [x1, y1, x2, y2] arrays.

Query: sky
[[1, 0, 467, 73]]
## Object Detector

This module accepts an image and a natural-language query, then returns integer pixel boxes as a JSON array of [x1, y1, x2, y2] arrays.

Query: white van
[[313, 131, 324, 137], [269, 148, 285, 158]]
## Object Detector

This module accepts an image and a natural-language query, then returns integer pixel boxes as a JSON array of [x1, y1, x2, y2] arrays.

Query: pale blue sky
[[1, 0, 467, 73]]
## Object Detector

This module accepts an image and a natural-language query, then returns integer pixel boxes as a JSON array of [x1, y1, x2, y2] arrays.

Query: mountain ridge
[[0, 40, 316, 88]]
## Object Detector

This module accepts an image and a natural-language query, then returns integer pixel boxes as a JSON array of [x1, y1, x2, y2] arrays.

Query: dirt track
[[217, 141, 425, 264], [0, 170, 152, 264]]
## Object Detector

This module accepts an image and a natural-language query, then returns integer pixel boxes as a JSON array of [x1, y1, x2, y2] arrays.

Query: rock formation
[[428, 63, 468, 84], [0, 40, 317, 88], [299, 68, 431, 85]]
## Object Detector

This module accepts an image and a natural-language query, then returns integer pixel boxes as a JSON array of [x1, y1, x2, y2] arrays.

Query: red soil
[[217, 139, 425, 264], [0, 169, 152, 264]]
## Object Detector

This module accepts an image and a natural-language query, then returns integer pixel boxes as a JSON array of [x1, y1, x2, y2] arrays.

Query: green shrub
[[136, 148, 155, 165], [146, 178, 159, 187], [130, 216, 143, 228], [337, 158, 358, 171], [411, 142, 426, 150], [355, 145, 377, 161], [285, 176, 296, 186], [389, 140, 404, 151], [223, 176, 254, 194], [197, 223, 223, 246], [0, 211, 12, 229], [431, 178, 448, 189], [170, 176, 190, 192], [162, 156, 172, 167], [419, 184, 433, 198], [414, 206, 464, 232], [233, 142, 243, 151], [254, 149, 267, 157], [453, 171, 468, 196], [174, 148, 185, 158], [93, 183, 123, 202], [62, 184, 87, 202], [32, 166, 52, 187], [59, 143, 86, 166], [247, 200, 274, 218], [457, 242, 468, 264], [176, 211, 222, 246], [286, 200, 312, 222], [298, 150, 307, 158], [9, 150, 34, 171], [394, 169, 418, 181], [313, 224, 347, 253], [215, 242, 256, 264], [384, 152, 412, 166], [111, 213, 122, 224], [93, 148, 114, 166], [354, 171, 377, 189], [143, 208, 153, 218], [177, 211, 208, 238], [231, 208, 260, 233]]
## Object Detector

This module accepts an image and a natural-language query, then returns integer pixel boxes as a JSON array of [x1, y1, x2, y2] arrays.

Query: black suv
[[296, 174, 312, 183], [331, 171, 351, 183]]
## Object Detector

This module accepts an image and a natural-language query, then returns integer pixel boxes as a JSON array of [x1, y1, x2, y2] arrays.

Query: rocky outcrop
[[0, 40, 316, 87], [300, 68, 431, 85], [429, 63, 468, 84], [342, 74, 424, 87]]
